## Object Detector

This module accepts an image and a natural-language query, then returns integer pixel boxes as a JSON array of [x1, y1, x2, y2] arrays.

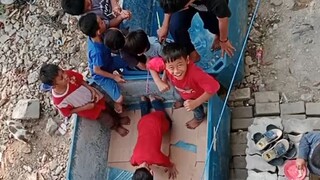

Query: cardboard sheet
[[196, 120, 208, 162], [170, 146, 197, 180]]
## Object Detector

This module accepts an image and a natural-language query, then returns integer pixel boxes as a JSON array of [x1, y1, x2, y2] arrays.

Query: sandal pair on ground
[[253, 124, 296, 166]]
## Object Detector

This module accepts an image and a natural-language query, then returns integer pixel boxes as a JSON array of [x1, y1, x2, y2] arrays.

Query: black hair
[[78, 13, 98, 37], [162, 42, 188, 63], [123, 30, 150, 55], [61, 0, 85, 15], [105, 28, 125, 51], [132, 167, 153, 180], [311, 144, 320, 169], [39, 64, 60, 86], [160, 0, 190, 13]]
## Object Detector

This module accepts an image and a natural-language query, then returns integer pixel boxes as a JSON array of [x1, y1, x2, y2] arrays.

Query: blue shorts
[[93, 77, 122, 102]]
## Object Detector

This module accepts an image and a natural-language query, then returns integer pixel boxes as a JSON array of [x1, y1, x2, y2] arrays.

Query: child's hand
[[91, 89, 100, 103], [113, 74, 126, 83], [296, 158, 306, 170], [183, 99, 199, 111], [165, 163, 178, 179], [157, 81, 170, 92], [112, 6, 122, 16], [119, 10, 131, 20]]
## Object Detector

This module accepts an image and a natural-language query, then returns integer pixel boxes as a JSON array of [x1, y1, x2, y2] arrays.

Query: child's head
[[123, 30, 150, 56], [39, 64, 67, 87], [61, 0, 91, 15], [311, 144, 320, 169], [78, 13, 106, 38], [162, 42, 189, 80], [160, 0, 193, 13], [105, 28, 125, 51], [132, 167, 153, 180]]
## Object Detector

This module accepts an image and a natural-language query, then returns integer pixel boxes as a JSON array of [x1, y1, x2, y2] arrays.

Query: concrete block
[[232, 106, 253, 118], [231, 144, 247, 156], [283, 118, 314, 133], [306, 103, 320, 116], [247, 171, 278, 180], [233, 156, 246, 169], [281, 114, 306, 120], [229, 88, 251, 101], [232, 118, 254, 131], [229, 169, 248, 180], [306, 118, 320, 130], [246, 155, 276, 172], [231, 131, 248, 144], [255, 103, 280, 116], [280, 101, 305, 115], [12, 99, 40, 120], [254, 91, 279, 103]]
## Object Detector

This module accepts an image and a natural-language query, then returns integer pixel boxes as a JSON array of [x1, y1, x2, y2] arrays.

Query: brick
[[254, 91, 279, 103], [229, 88, 251, 101], [231, 132, 248, 144], [231, 144, 247, 156], [255, 103, 280, 116], [232, 106, 253, 118], [281, 114, 306, 120], [232, 118, 254, 131], [280, 101, 305, 115], [306, 103, 320, 116], [229, 169, 248, 180], [233, 156, 246, 169]]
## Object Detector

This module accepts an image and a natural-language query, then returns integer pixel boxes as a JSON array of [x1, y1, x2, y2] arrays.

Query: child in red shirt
[[147, 42, 220, 129], [131, 95, 178, 180], [39, 64, 129, 136]]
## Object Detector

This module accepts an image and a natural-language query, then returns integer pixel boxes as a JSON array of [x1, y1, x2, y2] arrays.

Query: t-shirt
[[119, 50, 140, 68], [130, 111, 172, 167], [90, 0, 113, 27], [147, 57, 220, 100], [192, 0, 231, 18], [52, 70, 105, 120], [144, 36, 163, 58]]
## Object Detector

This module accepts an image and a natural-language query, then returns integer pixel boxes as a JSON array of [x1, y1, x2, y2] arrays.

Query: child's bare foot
[[173, 100, 184, 109], [211, 36, 221, 51], [186, 118, 204, 129], [149, 94, 165, 102], [120, 116, 130, 125], [115, 126, 129, 137], [114, 103, 123, 114]]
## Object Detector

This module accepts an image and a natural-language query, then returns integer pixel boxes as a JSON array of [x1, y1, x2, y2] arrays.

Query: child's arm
[[93, 66, 126, 83], [150, 69, 170, 92], [81, 81, 100, 103], [184, 92, 213, 111], [70, 103, 95, 114], [136, 62, 146, 70]]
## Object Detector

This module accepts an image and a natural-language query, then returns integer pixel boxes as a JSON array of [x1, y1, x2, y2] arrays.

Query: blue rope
[[201, 0, 262, 179]]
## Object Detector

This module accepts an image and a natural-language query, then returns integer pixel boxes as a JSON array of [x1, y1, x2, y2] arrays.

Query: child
[[104, 28, 147, 70], [79, 13, 128, 113], [39, 64, 130, 137], [131, 95, 178, 180], [61, 0, 131, 28], [296, 131, 320, 176], [147, 42, 220, 129]]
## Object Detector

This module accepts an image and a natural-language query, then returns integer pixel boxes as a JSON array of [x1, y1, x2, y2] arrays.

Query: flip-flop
[[268, 157, 285, 166], [254, 129, 283, 150], [284, 160, 307, 180], [266, 124, 282, 131], [262, 139, 290, 162]]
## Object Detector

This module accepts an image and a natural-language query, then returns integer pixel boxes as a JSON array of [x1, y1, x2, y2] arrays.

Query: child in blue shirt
[[79, 13, 129, 113]]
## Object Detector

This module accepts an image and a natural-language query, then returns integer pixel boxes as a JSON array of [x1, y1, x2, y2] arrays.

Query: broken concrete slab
[[288, 134, 303, 144], [282, 118, 315, 133], [12, 99, 40, 120], [246, 155, 276, 172], [45, 118, 58, 136], [231, 131, 248, 144], [255, 103, 280, 116], [232, 118, 254, 131], [229, 88, 251, 101], [249, 117, 283, 134], [280, 101, 305, 115], [277, 165, 285, 176], [247, 171, 278, 180], [281, 114, 306, 120], [254, 91, 279, 103], [306, 103, 320, 116], [246, 136, 261, 155], [232, 106, 253, 118]]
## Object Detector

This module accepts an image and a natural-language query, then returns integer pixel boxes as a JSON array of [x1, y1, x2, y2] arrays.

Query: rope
[[201, 0, 262, 179]]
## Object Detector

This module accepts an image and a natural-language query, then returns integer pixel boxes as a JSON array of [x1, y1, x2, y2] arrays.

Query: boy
[[158, 0, 235, 61], [131, 95, 178, 180], [296, 131, 320, 176], [39, 64, 130, 137], [147, 42, 220, 129], [61, 0, 131, 28], [79, 13, 129, 113], [104, 28, 147, 70]]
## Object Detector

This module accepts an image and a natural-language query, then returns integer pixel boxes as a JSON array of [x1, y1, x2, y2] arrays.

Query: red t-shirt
[[130, 111, 172, 167], [147, 57, 220, 100], [52, 70, 105, 120]]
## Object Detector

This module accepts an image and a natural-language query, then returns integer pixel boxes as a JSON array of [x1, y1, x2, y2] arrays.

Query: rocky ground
[[0, 1, 88, 179]]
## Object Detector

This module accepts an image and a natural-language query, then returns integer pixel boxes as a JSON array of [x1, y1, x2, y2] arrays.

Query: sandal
[[262, 139, 290, 162], [254, 129, 283, 151]]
